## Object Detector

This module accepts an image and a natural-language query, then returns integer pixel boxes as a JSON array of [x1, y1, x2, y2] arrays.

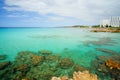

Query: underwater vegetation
[[0, 50, 120, 80]]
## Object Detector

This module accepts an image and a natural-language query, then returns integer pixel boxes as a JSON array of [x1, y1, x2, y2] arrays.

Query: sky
[[0, 0, 120, 27]]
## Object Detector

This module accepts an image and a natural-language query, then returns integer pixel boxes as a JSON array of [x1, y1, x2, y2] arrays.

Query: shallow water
[[0, 27, 120, 79], [0, 28, 120, 65]]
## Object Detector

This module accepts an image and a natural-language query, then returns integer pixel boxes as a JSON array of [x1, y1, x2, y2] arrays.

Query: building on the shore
[[100, 16, 120, 27], [110, 16, 120, 27]]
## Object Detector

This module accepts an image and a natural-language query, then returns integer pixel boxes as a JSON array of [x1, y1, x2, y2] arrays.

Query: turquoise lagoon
[[0, 27, 120, 67]]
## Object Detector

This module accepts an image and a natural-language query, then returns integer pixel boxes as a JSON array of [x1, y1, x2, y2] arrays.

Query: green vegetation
[[72, 25, 89, 28], [91, 25, 100, 28]]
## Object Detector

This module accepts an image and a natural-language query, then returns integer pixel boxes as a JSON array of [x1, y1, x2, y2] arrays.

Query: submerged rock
[[51, 71, 98, 80], [84, 37, 116, 46], [96, 48, 119, 55], [0, 55, 6, 60], [45, 55, 61, 62], [97, 55, 120, 62], [15, 64, 30, 72], [92, 55, 120, 80], [0, 61, 10, 70], [58, 58, 73, 69], [14, 51, 35, 66], [105, 60, 120, 70], [31, 54, 44, 66]]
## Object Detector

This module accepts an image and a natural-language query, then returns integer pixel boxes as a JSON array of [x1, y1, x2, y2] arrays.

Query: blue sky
[[0, 0, 120, 27]]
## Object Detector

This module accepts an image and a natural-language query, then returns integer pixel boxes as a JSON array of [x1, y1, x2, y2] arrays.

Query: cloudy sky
[[0, 0, 120, 27]]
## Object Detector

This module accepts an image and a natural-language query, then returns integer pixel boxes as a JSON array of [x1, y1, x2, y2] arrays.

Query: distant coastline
[[90, 27, 120, 33]]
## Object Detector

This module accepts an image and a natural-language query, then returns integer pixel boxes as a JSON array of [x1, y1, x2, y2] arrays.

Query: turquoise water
[[0, 27, 120, 68]]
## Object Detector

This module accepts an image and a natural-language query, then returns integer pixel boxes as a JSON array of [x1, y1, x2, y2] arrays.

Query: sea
[[0, 27, 120, 80]]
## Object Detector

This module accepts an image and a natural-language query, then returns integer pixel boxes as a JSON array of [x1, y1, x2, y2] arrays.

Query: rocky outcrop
[[51, 71, 98, 80], [92, 55, 120, 80], [105, 60, 120, 70], [91, 28, 120, 32]]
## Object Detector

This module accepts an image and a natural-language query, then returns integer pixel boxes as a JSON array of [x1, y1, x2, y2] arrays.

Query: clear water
[[0, 27, 120, 68]]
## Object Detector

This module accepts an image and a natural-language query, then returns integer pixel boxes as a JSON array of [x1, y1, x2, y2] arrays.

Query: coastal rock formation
[[90, 28, 120, 33], [51, 71, 98, 80]]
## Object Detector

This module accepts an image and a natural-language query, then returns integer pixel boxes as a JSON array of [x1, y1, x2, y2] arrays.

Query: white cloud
[[4, 0, 120, 23], [7, 14, 27, 17], [49, 16, 66, 21], [22, 17, 45, 23]]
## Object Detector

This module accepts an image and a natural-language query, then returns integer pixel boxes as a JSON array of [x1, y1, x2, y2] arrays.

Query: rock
[[51, 77, 61, 80], [61, 76, 69, 80], [0, 55, 6, 60], [15, 64, 29, 72], [73, 71, 98, 80], [92, 54, 120, 80], [0, 61, 10, 70], [31, 54, 44, 66], [14, 51, 35, 66], [58, 58, 73, 69], [105, 60, 120, 70], [51, 71, 98, 80], [90, 28, 120, 33]]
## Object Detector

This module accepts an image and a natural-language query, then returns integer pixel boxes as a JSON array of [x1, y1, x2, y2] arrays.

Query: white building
[[100, 16, 120, 27], [110, 16, 120, 27]]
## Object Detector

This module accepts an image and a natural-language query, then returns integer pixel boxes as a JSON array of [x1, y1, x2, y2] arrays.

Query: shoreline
[[90, 28, 120, 32]]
